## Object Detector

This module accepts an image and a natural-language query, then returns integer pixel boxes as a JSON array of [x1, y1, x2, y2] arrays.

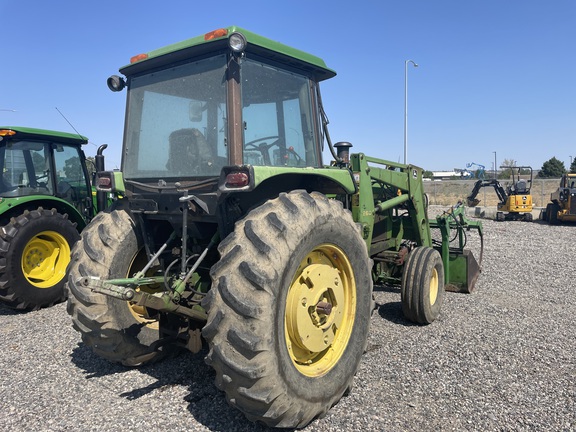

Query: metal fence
[[423, 178, 560, 208]]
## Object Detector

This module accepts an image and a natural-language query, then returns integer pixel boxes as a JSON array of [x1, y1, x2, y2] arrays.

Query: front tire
[[66, 207, 167, 366], [0, 207, 79, 310], [401, 246, 445, 325], [548, 203, 560, 225], [202, 190, 373, 428]]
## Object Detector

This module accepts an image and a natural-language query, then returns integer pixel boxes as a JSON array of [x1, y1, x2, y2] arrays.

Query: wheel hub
[[429, 267, 439, 305], [286, 263, 344, 353], [285, 244, 357, 377], [21, 231, 69, 288]]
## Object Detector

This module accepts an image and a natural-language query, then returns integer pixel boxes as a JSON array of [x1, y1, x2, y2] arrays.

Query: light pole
[[493, 151, 497, 179], [404, 60, 418, 165]]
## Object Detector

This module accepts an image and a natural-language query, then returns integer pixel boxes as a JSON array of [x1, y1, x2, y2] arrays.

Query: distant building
[[430, 170, 471, 180]]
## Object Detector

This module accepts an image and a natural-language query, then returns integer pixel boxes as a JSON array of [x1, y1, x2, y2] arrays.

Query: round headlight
[[229, 32, 247, 53], [107, 75, 126, 92]]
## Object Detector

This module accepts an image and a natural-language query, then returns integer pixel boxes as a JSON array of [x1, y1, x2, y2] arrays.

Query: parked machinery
[[543, 173, 576, 224], [0, 127, 109, 310], [466, 165, 533, 221], [66, 27, 483, 428]]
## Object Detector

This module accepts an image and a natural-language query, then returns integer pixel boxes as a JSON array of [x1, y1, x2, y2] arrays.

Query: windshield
[[0, 140, 53, 196], [241, 59, 319, 167], [123, 55, 228, 179], [0, 140, 89, 207]]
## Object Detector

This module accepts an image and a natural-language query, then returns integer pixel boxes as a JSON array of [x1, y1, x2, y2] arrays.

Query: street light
[[404, 60, 418, 165], [493, 151, 497, 179]]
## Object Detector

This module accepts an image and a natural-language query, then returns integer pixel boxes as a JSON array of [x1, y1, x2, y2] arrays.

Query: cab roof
[[120, 26, 337, 82], [0, 126, 88, 145]]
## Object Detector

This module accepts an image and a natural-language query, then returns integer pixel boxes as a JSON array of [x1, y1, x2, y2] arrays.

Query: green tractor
[[67, 27, 483, 428], [0, 127, 109, 310]]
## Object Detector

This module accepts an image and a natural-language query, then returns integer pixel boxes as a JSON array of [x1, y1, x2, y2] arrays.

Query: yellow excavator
[[466, 166, 533, 221]]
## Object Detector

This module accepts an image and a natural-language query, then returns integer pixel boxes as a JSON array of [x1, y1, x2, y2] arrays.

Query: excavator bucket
[[466, 198, 480, 207]]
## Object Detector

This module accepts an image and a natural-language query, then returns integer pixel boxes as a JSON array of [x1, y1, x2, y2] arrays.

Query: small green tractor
[[67, 27, 483, 428], [0, 127, 108, 310]]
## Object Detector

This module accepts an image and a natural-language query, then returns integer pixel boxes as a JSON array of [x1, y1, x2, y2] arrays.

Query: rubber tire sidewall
[[67, 207, 163, 365], [0, 208, 79, 310], [204, 191, 373, 428], [401, 246, 445, 325], [274, 211, 373, 403]]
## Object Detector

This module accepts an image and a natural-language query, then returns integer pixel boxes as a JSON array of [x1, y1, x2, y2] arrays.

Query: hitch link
[[78, 276, 207, 320], [79, 276, 136, 300]]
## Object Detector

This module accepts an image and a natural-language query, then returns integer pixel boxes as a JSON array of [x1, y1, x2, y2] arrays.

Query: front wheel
[[401, 246, 445, 325], [548, 203, 560, 225], [203, 190, 373, 428], [0, 207, 79, 310]]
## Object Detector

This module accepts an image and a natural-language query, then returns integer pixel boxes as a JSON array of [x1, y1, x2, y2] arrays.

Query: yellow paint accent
[[21, 230, 70, 288], [126, 249, 160, 330], [429, 267, 439, 305], [285, 244, 356, 377]]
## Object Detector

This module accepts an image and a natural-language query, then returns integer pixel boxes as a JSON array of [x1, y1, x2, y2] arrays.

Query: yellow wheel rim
[[126, 249, 160, 330], [285, 244, 356, 377], [429, 267, 439, 305], [21, 230, 70, 289]]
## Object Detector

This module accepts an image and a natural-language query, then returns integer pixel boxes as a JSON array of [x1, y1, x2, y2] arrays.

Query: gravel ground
[[1, 208, 575, 431]]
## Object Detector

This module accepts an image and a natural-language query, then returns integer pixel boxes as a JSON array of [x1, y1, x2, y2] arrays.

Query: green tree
[[63, 156, 81, 179], [423, 170, 433, 179], [570, 158, 576, 174], [498, 158, 516, 179], [537, 157, 566, 178]]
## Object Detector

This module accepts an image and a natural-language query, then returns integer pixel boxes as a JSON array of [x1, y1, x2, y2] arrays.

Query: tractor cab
[[0, 127, 93, 219], [106, 27, 334, 187]]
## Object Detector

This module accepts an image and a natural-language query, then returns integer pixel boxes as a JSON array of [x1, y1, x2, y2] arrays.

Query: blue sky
[[2, 0, 575, 172]]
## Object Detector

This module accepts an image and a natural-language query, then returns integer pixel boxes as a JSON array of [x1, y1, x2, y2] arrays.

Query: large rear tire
[[66, 208, 168, 366], [0, 207, 79, 310], [401, 246, 445, 325], [202, 190, 373, 428]]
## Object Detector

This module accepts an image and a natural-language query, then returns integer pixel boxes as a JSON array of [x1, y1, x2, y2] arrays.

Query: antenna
[[55, 107, 83, 137]]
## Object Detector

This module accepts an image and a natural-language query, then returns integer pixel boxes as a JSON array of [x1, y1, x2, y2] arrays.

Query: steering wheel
[[245, 136, 281, 151]]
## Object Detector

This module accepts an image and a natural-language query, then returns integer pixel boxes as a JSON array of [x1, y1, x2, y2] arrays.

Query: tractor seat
[[166, 128, 213, 174]]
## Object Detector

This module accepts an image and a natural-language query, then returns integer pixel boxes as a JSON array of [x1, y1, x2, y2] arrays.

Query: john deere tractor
[[0, 127, 108, 310], [66, 27, 482, 428]]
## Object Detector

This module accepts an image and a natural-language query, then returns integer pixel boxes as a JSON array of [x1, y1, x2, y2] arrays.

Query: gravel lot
[[1, 208, 574, 431]]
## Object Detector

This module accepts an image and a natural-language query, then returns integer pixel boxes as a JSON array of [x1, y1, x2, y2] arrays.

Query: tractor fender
[[0, 196, 88, 231]]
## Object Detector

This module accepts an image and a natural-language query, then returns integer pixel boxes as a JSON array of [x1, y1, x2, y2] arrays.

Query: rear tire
[[66, 207, 169, 366], [203, 190, 373, 428], [0, 207, 79, 310], [401, 246, 445, 325]]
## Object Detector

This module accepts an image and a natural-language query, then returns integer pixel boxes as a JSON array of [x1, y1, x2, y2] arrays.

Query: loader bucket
[[431, 201, 484, 294], [444, 249, 481, 294]]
